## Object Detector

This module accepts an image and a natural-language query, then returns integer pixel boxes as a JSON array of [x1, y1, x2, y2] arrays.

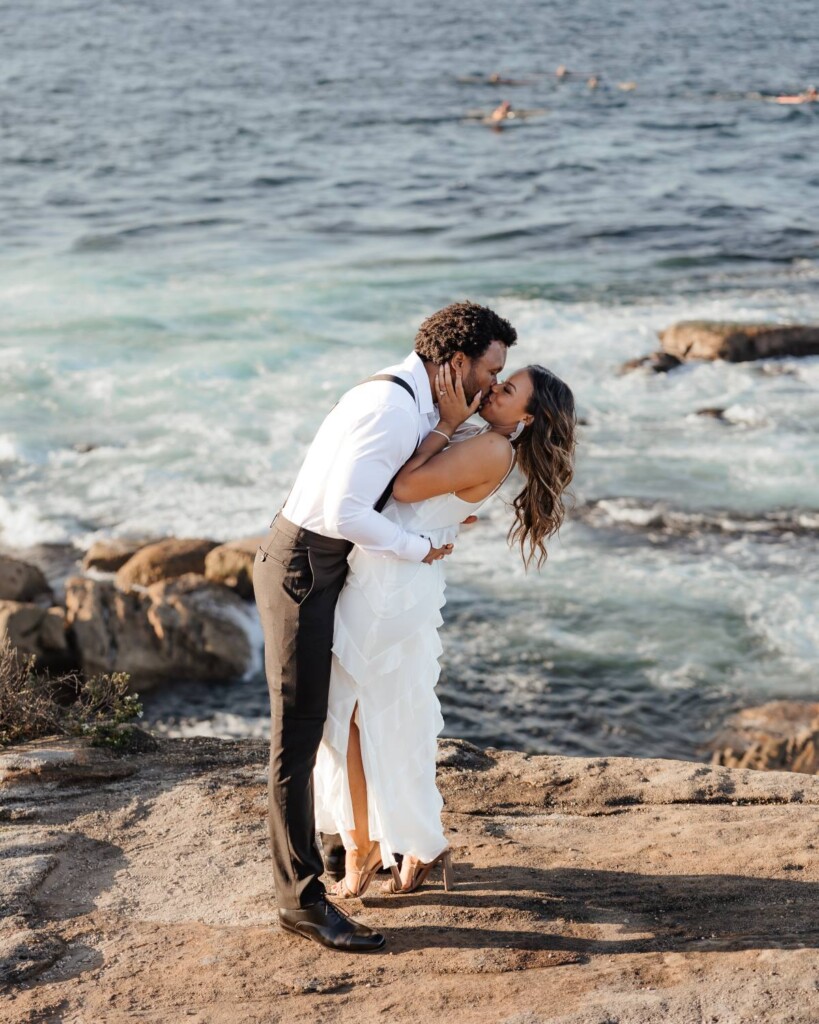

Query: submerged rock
[[115, 537, 219, 589], [64, 573, 255, 686], [618, 351, 683, 374]]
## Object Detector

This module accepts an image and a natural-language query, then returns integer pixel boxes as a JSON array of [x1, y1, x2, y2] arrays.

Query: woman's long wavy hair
[[508, 365, 577, 569]]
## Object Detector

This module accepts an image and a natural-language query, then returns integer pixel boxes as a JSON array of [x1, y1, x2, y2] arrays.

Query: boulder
[[0, 555, 52, 603], [82, 538, 157, 573], [115, 538, 219, 590], [709, 700, 819, 775], [660, 320, 819, 363], [204, 536, 266, 599], [64, 574, 255, 686], [0, 602, 73, 671]]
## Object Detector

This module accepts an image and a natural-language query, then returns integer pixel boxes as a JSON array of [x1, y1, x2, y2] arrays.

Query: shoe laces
[[323, 896, 353, 924]]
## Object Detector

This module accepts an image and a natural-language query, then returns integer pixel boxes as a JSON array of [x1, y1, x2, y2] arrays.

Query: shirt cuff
[[406, 533, 432, 562]]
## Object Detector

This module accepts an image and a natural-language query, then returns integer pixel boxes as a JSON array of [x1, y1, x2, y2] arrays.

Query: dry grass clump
[[0, 637, 143, 750]]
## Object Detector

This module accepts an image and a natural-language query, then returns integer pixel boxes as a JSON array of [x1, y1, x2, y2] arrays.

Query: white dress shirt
[[282, 351, 439, 562]]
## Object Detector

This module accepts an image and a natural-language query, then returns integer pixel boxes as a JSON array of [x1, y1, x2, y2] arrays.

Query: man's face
[[459, 340, 508, 404]]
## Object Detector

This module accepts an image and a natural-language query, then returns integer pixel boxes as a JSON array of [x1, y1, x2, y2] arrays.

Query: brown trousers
[[252, 515, 352, 910]]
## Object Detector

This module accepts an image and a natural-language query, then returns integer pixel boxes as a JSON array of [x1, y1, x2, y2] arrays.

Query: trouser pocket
[[253, 534, 350, 719]]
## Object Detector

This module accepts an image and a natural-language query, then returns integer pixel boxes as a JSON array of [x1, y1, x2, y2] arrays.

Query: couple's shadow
[[364, 862, 819, 956]]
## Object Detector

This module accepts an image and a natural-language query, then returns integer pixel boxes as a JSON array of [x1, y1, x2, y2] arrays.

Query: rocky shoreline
[[2, 736, 818, 1023], [2, 534, 818, 777]]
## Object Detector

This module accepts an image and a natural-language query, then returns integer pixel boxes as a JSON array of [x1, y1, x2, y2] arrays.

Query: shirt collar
[[399, 351, 435, 416]]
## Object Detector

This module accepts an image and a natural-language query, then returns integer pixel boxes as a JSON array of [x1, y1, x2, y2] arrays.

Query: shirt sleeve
[[322, 405, 431, 562]]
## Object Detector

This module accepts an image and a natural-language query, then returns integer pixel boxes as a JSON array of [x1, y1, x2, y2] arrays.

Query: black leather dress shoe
[[279, 897, 386, 952]]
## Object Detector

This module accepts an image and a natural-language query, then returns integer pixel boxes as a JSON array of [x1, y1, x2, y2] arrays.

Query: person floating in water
[[489, 99, 513, 122], [463, 99, 548, 128], [774, 86, 818, 105]]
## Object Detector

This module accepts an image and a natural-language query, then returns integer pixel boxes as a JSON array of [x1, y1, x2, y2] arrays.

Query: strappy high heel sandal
[[328, 843, 401, 899], [386, 849, 455, 895]]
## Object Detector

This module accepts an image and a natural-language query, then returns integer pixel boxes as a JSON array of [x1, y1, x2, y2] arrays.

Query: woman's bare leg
[[346, 708, 372, 867]]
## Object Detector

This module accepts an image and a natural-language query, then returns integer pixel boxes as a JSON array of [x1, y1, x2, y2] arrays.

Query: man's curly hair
[[414, 301, 517, 364]]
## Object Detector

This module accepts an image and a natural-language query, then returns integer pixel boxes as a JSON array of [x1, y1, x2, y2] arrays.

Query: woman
[[313, 361, 577, 896]]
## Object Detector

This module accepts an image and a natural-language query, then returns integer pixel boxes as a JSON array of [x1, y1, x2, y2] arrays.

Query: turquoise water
[[2, 0, 818, 757]]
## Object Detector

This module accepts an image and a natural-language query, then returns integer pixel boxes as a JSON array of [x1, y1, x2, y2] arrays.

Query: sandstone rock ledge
[[2, 738, 818, 1024]]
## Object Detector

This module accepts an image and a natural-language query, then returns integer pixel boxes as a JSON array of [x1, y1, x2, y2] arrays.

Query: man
[[253, 300, 517, 952]]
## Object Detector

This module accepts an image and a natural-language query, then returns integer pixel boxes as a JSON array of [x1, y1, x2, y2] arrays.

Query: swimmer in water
[[489, 99, 513, 122], [774, 86, 818, 105], [464, 99, 548, 127]]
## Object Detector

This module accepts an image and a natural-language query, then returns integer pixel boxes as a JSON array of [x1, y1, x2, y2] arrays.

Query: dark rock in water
[[620, 320, 819, 373], [696, 407, 728, 419], [64, 573, 255, 686], [0, 555, 52, 603], [618, 351, 683, 374], [82, 538, 157, 573], [708, 701, 819, 776], [115, 538, 219, 589], [72, 443, 98, 454], [659, 320, 819, 363], [574, 498, 819, 542]]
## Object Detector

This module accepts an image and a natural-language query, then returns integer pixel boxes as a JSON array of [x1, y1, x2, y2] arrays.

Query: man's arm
[[322, 405, 431, 562]]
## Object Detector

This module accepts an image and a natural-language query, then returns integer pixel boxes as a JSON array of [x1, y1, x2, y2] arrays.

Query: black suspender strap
[[355, 374, 420, 513], [357, 373, 417, 403]]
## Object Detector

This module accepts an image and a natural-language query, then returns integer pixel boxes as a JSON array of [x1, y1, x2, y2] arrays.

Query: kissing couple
[[253, 301, 576, 952]]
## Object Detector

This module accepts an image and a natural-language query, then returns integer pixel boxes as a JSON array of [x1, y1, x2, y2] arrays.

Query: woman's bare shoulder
[[456, 430, 513, 465]]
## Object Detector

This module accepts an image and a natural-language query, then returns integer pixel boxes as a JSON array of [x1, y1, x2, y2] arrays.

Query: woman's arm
[[392, 363, 511, 503], [392, 430, 512, 503]]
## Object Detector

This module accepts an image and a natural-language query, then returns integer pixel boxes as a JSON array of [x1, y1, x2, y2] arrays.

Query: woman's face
[[479, 368, 534, 428]]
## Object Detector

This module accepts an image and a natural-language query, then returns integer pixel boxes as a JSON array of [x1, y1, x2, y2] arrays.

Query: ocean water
[[2, 0, 818, 759]]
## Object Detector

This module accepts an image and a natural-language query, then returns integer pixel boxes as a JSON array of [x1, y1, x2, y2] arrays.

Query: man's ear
[[451, 352, 466, 370]]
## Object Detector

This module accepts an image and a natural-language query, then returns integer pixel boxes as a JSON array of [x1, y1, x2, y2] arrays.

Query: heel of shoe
[[441, 850, 455, 892], [389, 864, 402, 890]]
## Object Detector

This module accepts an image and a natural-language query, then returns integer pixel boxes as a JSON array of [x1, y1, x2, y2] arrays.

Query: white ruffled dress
[[313, 440, 512, 868]]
